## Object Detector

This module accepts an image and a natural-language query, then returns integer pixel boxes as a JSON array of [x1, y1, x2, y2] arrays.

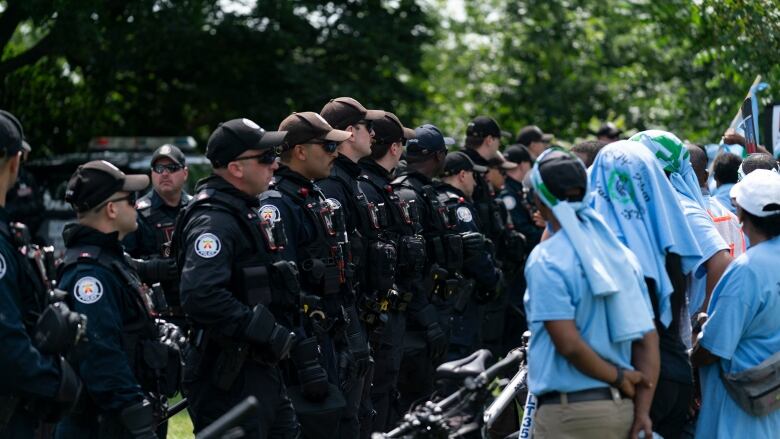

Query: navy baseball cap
[[206, 118, 287, 168], [0, 110, 25, 156], [406, 124, 454, 157]]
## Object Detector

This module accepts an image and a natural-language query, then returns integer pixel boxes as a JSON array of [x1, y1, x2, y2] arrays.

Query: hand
[[299, 363, 330, 402], [723, 128, 746, 147], [532, 211, 546, 228], [460, 232, 486, 258], [426, 322, 447, 360], [619, 369, 647, 399], [629, 412, 653, 439]]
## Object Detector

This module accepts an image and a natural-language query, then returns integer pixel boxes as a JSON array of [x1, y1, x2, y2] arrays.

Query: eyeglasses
[[310, 140, 339, 153], [95, 192, 136, 211], [232, 148, 279, 165], [356, 120, 374, 132], [151, 163, 184, 174]]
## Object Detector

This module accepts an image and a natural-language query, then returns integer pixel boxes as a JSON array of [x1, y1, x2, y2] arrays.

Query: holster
[[453, 278, 475, 314], [366, 241, 396, 292]]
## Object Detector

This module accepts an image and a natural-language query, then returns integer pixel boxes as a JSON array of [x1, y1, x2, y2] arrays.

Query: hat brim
[[256, 130, 288, 149], [541, 134, 554, 142], [402, 127, 416, 140], [364, 109, 385, 121], [500, 161, 518, 170], [472, 164, 488, 173], [21, 140, 31, 153], [122, 174, 150, 192], [444, 137, 456, 146], [322, 128, 352, 143]]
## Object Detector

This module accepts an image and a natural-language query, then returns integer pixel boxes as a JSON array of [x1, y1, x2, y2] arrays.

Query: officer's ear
[[226, 160, 245, 179], [182, 166, 189, 180]]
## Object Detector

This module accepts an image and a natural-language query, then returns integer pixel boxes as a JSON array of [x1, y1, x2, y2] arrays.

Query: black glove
[[34, 302, 87, 355], [426, 322, 448, 360], [244, 304, 296, 362], [119, 399, 158, 439], [460, 232, 486, 260], [499, 229, 527, 264], [131, 257, 178, 284], [292, 337, 330, 402]]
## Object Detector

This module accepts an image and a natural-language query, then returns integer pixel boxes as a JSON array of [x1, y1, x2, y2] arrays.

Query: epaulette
[[259, 190, 282, 201]]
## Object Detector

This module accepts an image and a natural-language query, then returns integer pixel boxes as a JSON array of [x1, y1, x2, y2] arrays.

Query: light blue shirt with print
[[523, 231, 653, 395], [695, 235, 780, 438]]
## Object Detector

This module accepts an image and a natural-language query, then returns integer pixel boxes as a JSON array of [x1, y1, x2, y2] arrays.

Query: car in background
[[25, 136, 211, 254]]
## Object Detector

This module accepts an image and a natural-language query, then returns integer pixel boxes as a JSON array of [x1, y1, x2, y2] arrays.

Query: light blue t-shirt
[[523, 231, 654, 395], [695, 235, 780, 438], [712, 183, 736, 215], [678, 193, 728, 348]]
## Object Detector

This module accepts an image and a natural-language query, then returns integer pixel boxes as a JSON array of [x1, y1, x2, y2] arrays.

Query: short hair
[[686, 143, 708, 175], [464, 136, 484, 149], [570, 140, 607, 168], [744, 210, 780, 239], [712, 152, 741, 184], [742, 153, 779, 176]]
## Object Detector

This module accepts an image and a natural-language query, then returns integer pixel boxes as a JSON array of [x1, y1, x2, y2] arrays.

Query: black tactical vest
[[137, 192, 192, 257]]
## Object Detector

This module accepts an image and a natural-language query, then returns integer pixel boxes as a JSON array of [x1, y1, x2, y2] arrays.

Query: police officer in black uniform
[[318, 97, 385, 439], [174, 118, 299, 439], [391, 124, 456, 412], [462, 117, 526, 357], [0, 110, 83, 438], [124, 145, 192, 328], [259, 111, 352, 438], [434, 152, 501, 360], [357, 112, 425, 432], [6, 140, 46, 243], [57, 160, 179, 439]]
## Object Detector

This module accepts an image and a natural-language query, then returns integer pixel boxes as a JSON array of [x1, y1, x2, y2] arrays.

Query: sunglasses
[[356, 120, 374, 132], [232, 148, 279, 165], [310, 140, 339, 153], [151, 163, 184, 174], [96, 192, 136, 211]]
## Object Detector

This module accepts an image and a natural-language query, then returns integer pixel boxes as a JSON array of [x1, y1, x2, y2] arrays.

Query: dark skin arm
[[629, 330, 660, 439], [544, 320, 649, 398], [691, 331, 720, 367], [699, 250, 732, 313]]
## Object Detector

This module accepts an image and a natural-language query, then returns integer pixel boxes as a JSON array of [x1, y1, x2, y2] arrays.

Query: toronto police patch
[[502, 195, 517, 210], [456, 206, 473, 222], [258, 204, 280, 222], [0, 254, 6, 279], [326, 198, 341, 210], [74, 276, 104, 304], [195, 233, 221, 258]]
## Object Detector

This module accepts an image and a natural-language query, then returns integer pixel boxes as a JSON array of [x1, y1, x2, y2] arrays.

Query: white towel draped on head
[[588, 141, 702, 327], [531, 149, 654, 343]]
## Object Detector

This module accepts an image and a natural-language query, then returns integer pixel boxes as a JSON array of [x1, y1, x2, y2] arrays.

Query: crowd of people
[[0, 100, 779, 439]]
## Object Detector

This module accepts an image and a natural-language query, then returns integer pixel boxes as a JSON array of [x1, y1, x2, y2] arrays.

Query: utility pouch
[[367, 241, 397, 292], [720, 351, 780, 416], [445, 234, 463, 272], [398, 235, 425, 276]]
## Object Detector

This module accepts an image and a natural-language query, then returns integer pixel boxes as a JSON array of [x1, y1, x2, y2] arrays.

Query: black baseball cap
[[320, 97, 385, 130], [373, 112, 416, 145], [406, 124, 453, 157], [65, 160, 149, 213], [487, 151, 517, 170], [536, 149, 587, 201], [442, 151, 488, 177], [466, 116, 502, 139], [151, 144, 186, 166], [596, 122, 622, 139], [504, 144, 533, 164], [206, 118, 287, 168], [279, 112, 351, 148], [516, 125, 553, 145], [0, 110, 25, 155]]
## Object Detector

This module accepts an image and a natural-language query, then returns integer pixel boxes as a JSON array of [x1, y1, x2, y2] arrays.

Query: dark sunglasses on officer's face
[[310, 140, 339, 153], [232, 147, 280, 165], [151, 163, 184, 174], [96, 192, 136, 210]]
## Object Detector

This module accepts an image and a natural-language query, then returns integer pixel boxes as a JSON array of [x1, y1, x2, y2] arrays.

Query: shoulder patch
[[136, 199, 152, 210], [456, 206, 473, 222], [74, 276, 104, 304], [0, 253, 6, 279], [501, 195, 517, 210], [259, 190, 282, 201], [326, 198, 341, 209], [194, 233, 222, 258], [258, 204, 281, 222]]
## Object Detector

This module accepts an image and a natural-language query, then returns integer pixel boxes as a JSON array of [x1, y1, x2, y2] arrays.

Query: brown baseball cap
[[373, 112, 416, 145], [320, 97, 385, 130], [65, 160, 149, 213], [279, 112, 352, 148]]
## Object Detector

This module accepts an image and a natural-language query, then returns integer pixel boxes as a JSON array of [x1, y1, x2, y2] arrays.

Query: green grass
[[167, 394, 194, 439]]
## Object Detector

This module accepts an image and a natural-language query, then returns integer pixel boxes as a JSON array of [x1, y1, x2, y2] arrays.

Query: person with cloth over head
[[691, 169, 780, 438], [0, 110, 83, 438], [173, 118, 300, 439], [524, 148, 659, 439], [589, 140, 704, 439]]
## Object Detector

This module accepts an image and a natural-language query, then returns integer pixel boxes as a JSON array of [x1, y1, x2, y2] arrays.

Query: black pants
[[369, 312, 406, 434], [186, 360, 300, 439], [650, 378, 693, 439]]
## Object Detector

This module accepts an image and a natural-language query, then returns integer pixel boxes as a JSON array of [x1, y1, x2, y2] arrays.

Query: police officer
[[435, 152, 501, 360], [391, 124, 455, 412], [462, 117, 525, 357], [124, 145, 192, 328], [6, 140, 46, 243], [174, 118, 299, 439], [259, 111, 352, 438], [0, 110, 83, 438], [357, 112, 424, 432], [318, 97, 385, 439], [57, 160, 178, 438]]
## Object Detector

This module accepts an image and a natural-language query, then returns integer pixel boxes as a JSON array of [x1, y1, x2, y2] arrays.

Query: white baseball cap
[[730, 169, 780, 217]]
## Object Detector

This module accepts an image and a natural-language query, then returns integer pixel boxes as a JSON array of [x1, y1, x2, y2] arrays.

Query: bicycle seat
[[436, 349, 493, 380]]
